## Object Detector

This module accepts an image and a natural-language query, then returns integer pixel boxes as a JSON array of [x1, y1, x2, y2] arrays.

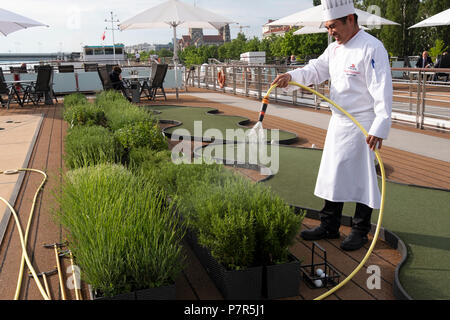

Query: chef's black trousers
[[320, 200, 373, 235]]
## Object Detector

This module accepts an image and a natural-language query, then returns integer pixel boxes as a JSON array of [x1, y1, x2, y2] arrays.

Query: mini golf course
[[146, 104, 450, 300]]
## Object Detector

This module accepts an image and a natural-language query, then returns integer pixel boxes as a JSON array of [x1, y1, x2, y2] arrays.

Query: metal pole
[[421, 72, 427, 130], [213, 65, 216, 91], [416, 71, 422, 128], [233, 66, 236, 95], [409, 71, 413, 113], [257, 66, 262, 100], [105, 12, 120, 64], [244, 68, 248, 97], [172, 24, 179, 99]]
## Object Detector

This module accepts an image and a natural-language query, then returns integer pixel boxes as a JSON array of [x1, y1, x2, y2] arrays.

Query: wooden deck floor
[[0, 91, 447, 300]]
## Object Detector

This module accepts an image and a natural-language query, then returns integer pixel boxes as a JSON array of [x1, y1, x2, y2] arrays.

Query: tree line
[[166, 0, 450, 66]]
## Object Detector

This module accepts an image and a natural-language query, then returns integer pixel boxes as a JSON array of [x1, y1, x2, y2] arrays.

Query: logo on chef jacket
[[344, 63, 360, 76]]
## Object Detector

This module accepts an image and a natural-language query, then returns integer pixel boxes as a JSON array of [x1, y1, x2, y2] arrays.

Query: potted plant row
[[144, 161, 305, 300], [58, 92, 183, 300]]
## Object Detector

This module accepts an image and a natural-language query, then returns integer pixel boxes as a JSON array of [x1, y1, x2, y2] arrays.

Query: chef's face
[[324, 15, 356, 44]]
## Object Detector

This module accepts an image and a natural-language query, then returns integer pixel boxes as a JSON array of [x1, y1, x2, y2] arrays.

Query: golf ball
[[316, 268, 324, 276], [320, 273, 327, 278], [314, 279, 323, 288]]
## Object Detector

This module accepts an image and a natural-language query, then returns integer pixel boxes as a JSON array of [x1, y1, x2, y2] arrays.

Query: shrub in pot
[[179, 172, 304, 299], [55, 164, 185, 299]]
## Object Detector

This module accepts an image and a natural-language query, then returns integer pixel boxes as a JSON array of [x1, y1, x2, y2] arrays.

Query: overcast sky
[[1, 0, 314, 53]]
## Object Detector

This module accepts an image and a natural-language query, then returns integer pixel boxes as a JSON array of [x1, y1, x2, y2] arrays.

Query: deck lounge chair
[[84, 63, 98, 72], [97, 66, 114, 91], [10, 66, 28, 74], [106, 64, 119, 74], [97, 66, 131, 101], [22, 65, 58, 106], [58, 65, 75, 73], [147, 63, 168, 101], [0, 67, 24, 109]]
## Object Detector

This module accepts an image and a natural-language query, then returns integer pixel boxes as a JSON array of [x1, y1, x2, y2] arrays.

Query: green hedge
[[56, 164, 185, 297]]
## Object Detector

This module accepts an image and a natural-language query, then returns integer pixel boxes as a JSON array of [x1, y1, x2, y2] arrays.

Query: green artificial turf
[[145, 105, 297, 143], [148, 105, 450, 300]]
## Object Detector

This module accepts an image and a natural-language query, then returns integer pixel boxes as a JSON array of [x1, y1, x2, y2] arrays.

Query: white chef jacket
[[287, 30, 392, 209]]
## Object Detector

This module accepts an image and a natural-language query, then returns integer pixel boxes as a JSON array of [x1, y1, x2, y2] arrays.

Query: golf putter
[[43, 242, 67, 300], [28, 269, 57, 300], [59, 249, 82, 300]]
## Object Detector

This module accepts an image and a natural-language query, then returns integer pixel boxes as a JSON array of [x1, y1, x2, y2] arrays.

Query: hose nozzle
[[258, 97, 270, 122]]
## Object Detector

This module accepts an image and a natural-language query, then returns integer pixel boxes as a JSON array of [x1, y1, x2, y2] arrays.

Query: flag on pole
[[101, 31, 106, 41]]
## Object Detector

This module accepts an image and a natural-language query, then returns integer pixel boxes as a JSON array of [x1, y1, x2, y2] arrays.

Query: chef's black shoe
[[340, 231, 368, 251], [300, 226, 340, 241]]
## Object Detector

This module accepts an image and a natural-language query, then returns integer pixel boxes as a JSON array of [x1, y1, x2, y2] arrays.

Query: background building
[[262, 19, 292, 38], [179, 24, 231, 50]]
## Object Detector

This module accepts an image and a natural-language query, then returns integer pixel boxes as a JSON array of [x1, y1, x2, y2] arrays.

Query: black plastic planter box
[[264, 254, 301, 299], [186, 229, 263, 300], [91, 283, 176, 300]]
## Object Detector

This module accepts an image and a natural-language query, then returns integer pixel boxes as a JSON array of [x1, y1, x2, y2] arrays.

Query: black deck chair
[[97, 65, 114, 91], [434, 55, 450, 82], [22, 65, 58, 106], [106, 64, 118, 74], [138, 64, 156, 100], [148, 64, 168, 101], [84, 63, 98, 72], [10, 66, 28, 74], [58, 65, 75, 73], [0, 67, 23, 109]]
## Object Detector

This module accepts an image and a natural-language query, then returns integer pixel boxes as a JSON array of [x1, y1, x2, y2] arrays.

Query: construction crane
[[232, 24, 250, 34]]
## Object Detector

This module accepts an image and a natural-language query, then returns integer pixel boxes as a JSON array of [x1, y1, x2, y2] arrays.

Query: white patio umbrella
[[267, 5, 399, 28], [409, 8, 450, 28], [119, 0, 234, 98], [0, 8, 48, 36]]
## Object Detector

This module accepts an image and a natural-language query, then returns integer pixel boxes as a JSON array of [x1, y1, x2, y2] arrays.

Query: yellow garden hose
[[0, 168, 49, 300], [262, 82, 386, 301]]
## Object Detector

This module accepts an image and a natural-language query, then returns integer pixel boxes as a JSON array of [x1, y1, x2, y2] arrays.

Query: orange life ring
[[218, 70, 225, 88]]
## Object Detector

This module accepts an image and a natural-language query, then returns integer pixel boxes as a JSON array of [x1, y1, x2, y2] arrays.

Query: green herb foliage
[[63, 103, 107, 128], [55, 164, 185, 297], [64, 125, 121, 169], [115, 121, 168, 151], [63, 93, 88, 108]]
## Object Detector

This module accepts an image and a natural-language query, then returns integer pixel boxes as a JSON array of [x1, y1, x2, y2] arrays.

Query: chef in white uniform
[[272, 0, 392, 251]]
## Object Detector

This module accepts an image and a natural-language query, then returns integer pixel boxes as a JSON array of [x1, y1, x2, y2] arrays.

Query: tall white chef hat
[[321, 0, 356, 21]]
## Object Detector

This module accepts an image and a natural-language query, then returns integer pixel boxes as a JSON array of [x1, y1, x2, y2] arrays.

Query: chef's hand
[[271, 73, 292, 88], [366, 135, 383, 151]]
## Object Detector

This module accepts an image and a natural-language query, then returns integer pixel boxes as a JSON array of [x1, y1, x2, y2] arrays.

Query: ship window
[[104, 47, 114, 54], [94, 48, 104, 55], [85, 48, 93, 55], [115, 48, 123, 54]]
